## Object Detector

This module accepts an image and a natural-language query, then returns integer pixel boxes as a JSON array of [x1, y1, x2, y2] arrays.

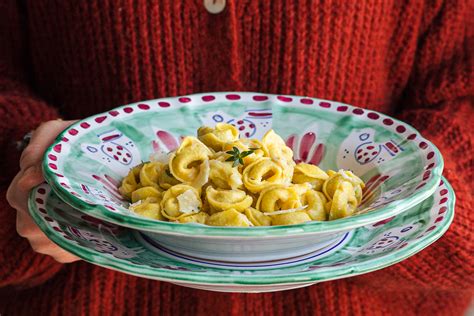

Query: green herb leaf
[[240, 150, 254, 158], [225, 147, 256, 167]]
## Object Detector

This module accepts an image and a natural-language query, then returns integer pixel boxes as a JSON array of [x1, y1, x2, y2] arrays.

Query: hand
[[7, 120, 80, 263]]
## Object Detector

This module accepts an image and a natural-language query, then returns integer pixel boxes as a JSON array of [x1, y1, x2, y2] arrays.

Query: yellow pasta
[[206, 209, 253, 227], [129, 197, 165, 220], [256, 184, 301, 212], [293, 163, 329, 191], [271, 212, 312, 226], [262, 130, 295, 182], [120, 125, 365, 226], [119, 164, 143, 199], [304, 190, 329, 221], [242, 158, 286, 193], [131, 186, 162, 203], [158, 165, 181, 190], [198, 123, 239, 151], [208, 160, 243, 190], [169, 137, 212, 184], [327, 181, 358, 220], [139, 161, 164, 188], [323, 170, 364, 202], [206, 186, 253, 213], [175, 212, 209, 224], [244, 207, 272, 226], [160, 184, 202, 220]]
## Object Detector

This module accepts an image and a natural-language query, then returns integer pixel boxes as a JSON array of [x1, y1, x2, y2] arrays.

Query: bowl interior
[[43, 92, 443, 235]]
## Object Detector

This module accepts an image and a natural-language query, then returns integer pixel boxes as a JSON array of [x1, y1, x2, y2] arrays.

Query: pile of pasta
[[119, 124, 365, 227]]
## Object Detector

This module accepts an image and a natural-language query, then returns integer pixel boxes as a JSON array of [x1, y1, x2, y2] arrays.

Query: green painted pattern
[[28, 177, 454, 285], [42, 92, 444, 237]]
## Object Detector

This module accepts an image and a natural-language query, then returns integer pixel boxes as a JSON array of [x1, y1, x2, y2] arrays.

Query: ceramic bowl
[[28, 178, 454, 292], [42, 92, 443, 261]]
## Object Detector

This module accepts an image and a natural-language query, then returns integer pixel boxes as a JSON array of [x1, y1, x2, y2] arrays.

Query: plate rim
[[42, 91, 444, 237], [28, 176, 455, 285]]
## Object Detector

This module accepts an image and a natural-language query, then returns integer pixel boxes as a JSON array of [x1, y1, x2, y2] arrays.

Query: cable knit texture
[[0, 0, 472, 315]]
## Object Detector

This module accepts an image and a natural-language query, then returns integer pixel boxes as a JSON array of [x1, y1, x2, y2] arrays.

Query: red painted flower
[[286, 132, 325, 165]]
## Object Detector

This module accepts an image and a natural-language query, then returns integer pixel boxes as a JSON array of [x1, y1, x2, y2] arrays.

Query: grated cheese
[[177, 189, 201, 214], [191, 160, 210, 188], [149, 150, 171, 164]]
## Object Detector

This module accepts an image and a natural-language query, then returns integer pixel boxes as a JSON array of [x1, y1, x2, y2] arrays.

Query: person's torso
[[25, 0, 428, 118]]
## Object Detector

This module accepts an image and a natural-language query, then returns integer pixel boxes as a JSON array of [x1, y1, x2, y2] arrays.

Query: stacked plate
[[30, 92, 454, 293]]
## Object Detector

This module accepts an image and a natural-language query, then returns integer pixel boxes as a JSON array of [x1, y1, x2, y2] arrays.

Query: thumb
[[17, 165, 44, 192]]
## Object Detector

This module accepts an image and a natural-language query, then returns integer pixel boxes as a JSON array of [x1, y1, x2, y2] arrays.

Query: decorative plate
[[42, 92, 443, 236], [28, 177, 454, 293]]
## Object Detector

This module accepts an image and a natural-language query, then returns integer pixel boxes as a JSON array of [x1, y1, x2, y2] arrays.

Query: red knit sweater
[[1, 0, 472, 315]]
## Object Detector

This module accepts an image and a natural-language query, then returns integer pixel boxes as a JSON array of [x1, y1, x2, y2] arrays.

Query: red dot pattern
[[383, 118, 393, 125], [253, 95, 268, 101], [226, 94, 240, 100], [396, 126, 406, 133], [46, 93, 441, 214], [202, 95, 215, 102], [277, 96, 292, 102], [367, 112, 380, 120], [179, 97, 191, 103]]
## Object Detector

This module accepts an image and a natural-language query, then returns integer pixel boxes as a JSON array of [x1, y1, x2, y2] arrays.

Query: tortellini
[[244, 208, 272, 226], [293, 163, 329, 191], [176, 212, 209, 224], [208, 160, 243, 190], [120, 124, 365, 226], [139, 161, 164, 188], [256, 184, 301, 213], [160, 184, 202, 220], [198, 123, 239, 151], [206, 209, 253, 227], [242, 158, 286, 193], [169, 137, 212, 186], [131, 186, 162, 203], [119, 164, 143, 199], [129, 197, 165, 220], [206, 187, 253, 213]]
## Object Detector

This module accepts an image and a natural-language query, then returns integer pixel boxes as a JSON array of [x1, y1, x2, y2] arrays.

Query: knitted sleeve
[[0, 0, 63, 288], [355, 0, 473, 291]]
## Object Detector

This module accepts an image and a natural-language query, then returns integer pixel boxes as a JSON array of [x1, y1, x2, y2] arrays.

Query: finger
[[6, 166, 44, 212], [20, 120, 76, 170], [17, 165, 44, 192], [16, 211, 44, 238], [30, 238, 80, 263], [52, 250, 81, 263], [18, 213, 81, 263]]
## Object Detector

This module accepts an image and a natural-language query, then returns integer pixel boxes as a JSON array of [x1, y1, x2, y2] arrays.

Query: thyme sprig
[[225, 146, 258, 167]]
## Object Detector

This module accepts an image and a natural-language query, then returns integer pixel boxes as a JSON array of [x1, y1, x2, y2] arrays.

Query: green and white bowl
[[42, 92, 443, 261], [29, 178, 454, 292]]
